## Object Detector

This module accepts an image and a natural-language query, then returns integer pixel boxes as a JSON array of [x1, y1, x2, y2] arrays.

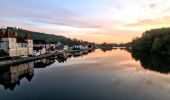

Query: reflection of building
[[72, 51, 83, 57], [56, 57, 67, 63], [71, 50, 94, 58], [0, 28, 33, 56], [0, 62, 34, 91], [34, 58, 55, 68]]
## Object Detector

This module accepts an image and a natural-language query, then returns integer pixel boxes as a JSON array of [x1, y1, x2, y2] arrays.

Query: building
[[0, 28, 33, 57], [55, 42, 64, 51], [33, 46, 46, 54], [33, 40, 55, 54], [63, 45, 69, 51], [73, 45, 83, 50]]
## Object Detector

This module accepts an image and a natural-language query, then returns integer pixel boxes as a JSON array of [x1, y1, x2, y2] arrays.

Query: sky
[[0, 0, 170, 43]]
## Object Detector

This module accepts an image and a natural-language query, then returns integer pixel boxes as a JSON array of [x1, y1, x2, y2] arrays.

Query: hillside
[[6, 27, 94, 46]]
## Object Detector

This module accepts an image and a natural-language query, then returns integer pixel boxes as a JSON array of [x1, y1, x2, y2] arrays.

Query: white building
[[0, 29, 33, 57]]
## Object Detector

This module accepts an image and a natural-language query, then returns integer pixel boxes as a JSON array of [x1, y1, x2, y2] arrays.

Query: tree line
[[5, 27, 95, 46], [130, 27, 170, 53]]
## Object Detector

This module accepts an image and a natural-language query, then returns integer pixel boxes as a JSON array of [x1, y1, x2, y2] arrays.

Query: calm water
[[1, 49, 170, 100]]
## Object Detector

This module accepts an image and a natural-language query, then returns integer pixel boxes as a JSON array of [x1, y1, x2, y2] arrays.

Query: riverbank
[[0, 53, 58, 68], [0, 49, 94, 68], [127, 46, 170, 56]]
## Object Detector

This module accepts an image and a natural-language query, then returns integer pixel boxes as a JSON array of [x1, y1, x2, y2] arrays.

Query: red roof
[[3, 30, 16, 38], [16, 36, 27, 43], [24, 33, 32, 40]]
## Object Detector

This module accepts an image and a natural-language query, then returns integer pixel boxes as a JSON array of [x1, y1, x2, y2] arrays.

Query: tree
[[151, 38, 161, 53], [131, 27, 170, 53]]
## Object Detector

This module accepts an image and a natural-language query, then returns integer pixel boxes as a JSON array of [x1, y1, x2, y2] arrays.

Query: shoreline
[[0, 53, 57, 68]]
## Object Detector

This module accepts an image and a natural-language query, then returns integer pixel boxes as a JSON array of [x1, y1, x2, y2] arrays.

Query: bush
[[0, 50, 8, 57]]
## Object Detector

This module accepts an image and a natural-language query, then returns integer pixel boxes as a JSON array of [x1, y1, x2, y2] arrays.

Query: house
[[63, 45, 69, 51], [73, 45, 83, 50], [33, 40, 55, 54], [55, 42, 64, 51], [0, 28, 33, 57], [33, 46, 46, 54]]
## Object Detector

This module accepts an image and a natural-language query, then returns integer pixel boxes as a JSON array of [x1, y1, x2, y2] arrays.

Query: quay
[[0, 52, 62, 67], [0, 48, 94, 68]]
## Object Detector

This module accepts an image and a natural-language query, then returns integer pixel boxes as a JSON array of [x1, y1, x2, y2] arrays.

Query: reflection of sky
[[1, 0, 170, 43], [1, 49, 170, 99]]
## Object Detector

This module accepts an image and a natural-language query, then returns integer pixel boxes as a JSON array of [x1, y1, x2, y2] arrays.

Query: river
[[0, 49, 170, 100]]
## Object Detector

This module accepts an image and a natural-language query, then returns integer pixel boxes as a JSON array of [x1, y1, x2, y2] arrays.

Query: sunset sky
[[1, 0, 170, 43]]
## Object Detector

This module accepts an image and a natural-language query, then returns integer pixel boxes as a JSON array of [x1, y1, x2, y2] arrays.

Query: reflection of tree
[[56, 58, 67, 63], [100, 48, 116, 52], [34, 58, 55, 68], [131, 51, 170, 74]]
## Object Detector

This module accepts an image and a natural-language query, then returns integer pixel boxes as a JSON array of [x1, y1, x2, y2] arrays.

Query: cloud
[[125, 16, 170, 28], [126, 19, 155, 27], [149, 4, 157, 9], [0, 0, 103, 29], [1, 0, 170, 43]]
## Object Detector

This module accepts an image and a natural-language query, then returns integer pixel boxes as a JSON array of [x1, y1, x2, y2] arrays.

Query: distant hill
[[5, 27, 94, 46]]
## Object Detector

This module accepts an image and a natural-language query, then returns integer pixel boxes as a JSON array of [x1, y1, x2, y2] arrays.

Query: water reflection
[[100, 47, 127, 52], [34, 58, 55, 68], [131, 51, 170, 74], [1, 49, 170, 100], [71, 49, 94, 57], [0, 62, 34, 91], [0, 58, 60, 91], [100, 48, 115, 52], [56, 57, 68, 63], [0, 50, 94, 91]]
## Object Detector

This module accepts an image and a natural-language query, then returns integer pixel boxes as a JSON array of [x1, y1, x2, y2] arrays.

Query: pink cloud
[[149, 4, 157, 9], [126, 19, 155, 27]]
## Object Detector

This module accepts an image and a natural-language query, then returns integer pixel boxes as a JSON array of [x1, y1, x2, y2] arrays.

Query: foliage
[[131, 27, 170, 53], [0, 50, 8, 57], [6, 27, 95, 46], [151, 38, 161, 52]]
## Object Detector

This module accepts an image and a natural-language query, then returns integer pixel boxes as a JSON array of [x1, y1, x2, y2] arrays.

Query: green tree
[[151, 38, 161, 53]]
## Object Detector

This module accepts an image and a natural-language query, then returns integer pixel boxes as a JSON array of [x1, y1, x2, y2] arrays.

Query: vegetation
[[97, 42, 127, 48], [0, 50, 8, 57], [6, 27, 95, 46], [131, 28, 170, 53]]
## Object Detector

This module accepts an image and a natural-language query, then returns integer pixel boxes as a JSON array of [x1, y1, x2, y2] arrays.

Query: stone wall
[[9, 48, 33, 56]]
